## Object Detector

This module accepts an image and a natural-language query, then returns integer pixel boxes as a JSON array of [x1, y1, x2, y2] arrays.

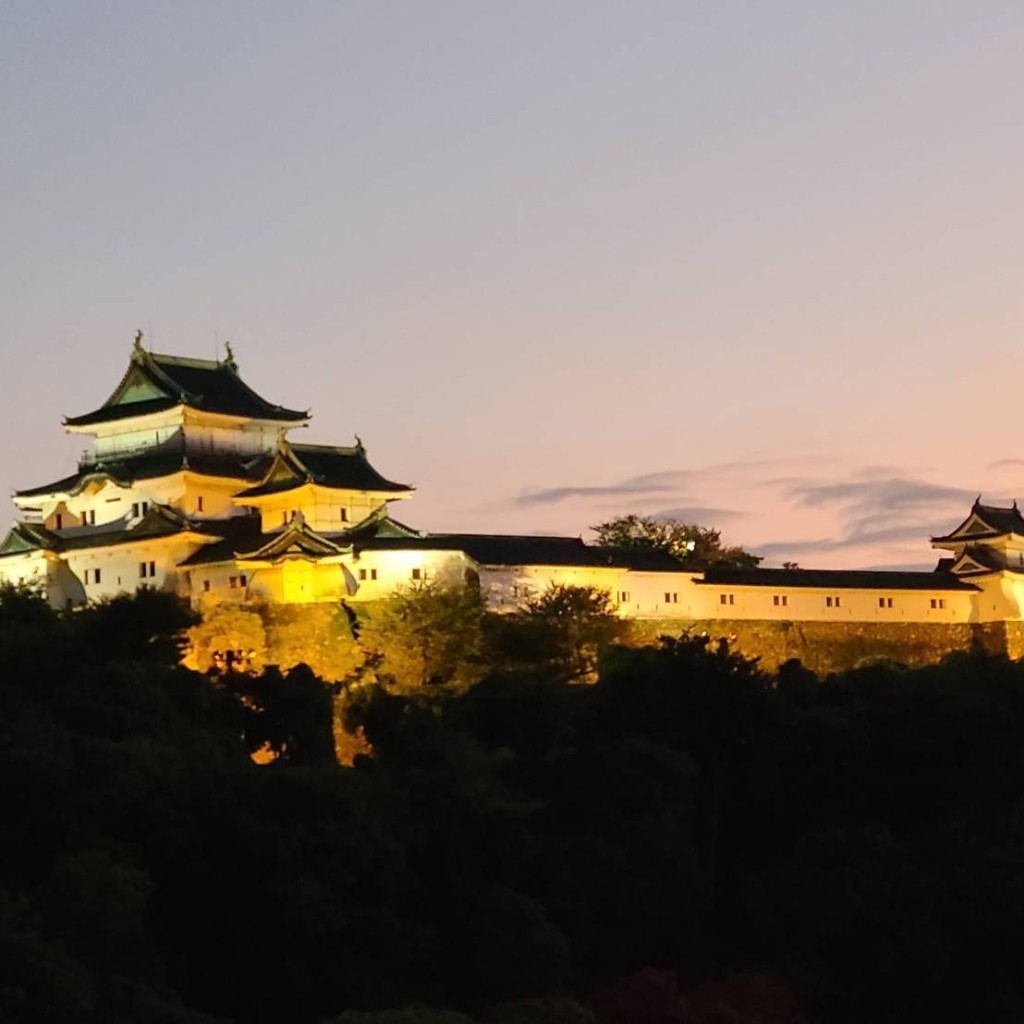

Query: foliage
[[487, 583, 628, 681], [8, 588, 1024, 1023], [358, 581, 487, 691], [590, 513, 761, 569], [263, 602, 362, 682], [184, 603, 267, 673]]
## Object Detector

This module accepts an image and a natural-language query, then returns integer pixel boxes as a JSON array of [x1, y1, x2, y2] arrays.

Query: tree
[[591, 514, 761, 570], [358, 581, 487, 691], [488, 583, 628, 682]]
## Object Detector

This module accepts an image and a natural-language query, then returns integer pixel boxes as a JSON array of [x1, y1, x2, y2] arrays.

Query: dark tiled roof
[[0, 505, 206, 557], [0, 521, 61, 556], [65, 349, 308, 426], [932, 501, 1024, 543], [356, 533, 684, 570], [176, 517, 266, 567], [236, 519, 348, 561], [236, 442, 411, 497], [699, 567, 979, 592], [946, 545, 1024, 576], [15, 448, 270, 498]]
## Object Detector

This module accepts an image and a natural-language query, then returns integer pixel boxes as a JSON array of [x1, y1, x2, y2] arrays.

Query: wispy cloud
[[756, 522, 931, 559], [787, 477, 973, 514], [756, 475, 981, 565], [512, 475, 682, 507], [512, 456, 832, 509], [651, 504, 745, 523]]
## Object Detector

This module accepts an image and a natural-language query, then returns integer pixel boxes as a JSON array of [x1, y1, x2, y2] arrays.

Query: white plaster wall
[[693, 584, 975, 624]]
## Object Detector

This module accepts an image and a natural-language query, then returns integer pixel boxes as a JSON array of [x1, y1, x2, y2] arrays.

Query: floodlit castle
[[4, 335, 1024, 638]]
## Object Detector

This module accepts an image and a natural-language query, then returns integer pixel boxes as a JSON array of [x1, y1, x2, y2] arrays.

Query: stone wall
[[627, 618, 1018, 675]]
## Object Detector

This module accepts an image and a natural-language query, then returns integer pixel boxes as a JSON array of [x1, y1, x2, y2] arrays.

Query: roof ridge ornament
[[223, 340, 238, 372], [131, 329, 146, 363]]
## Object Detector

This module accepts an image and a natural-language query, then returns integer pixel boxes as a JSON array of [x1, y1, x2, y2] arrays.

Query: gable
[[110, 365, 173, 406], [960, 516, 993, 537]]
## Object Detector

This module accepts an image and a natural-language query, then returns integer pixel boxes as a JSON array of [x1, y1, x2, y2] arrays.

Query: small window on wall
[[203, 580, 211, 593], [411, 568, 422, 581], [83, 510, 95, 526], [358, 568, 367, 581], [720, 593, 734, 606], [618, 591, 631, 603], [930, 598, 946, 609], [282, 512, 289, 526], [340, 508, 349, 523], [197, 496, 204, 513], [239, 575, 247, 588], [85, 568, 101, 585], [55, 513, 63, 530], [664, 592, 678, 604], [773, 595, 788, 607], [370, 568, 378, 581], [879, 597, 893, 609], [826, 596, 842, 608]]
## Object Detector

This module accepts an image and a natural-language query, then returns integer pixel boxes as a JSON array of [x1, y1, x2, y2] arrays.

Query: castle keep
[[3, 337, 1024, 643]]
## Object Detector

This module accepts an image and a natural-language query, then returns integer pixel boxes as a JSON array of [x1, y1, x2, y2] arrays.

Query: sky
[[3, 1, 1024, 569]]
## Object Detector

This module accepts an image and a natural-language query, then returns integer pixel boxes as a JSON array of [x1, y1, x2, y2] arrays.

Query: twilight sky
[[3, 1, 1024, 569]]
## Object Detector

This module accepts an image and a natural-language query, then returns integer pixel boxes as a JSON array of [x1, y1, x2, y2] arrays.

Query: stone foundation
[[627, 618, 1022, 675]]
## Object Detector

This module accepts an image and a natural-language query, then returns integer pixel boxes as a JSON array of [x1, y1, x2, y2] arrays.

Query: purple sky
[[3, 2, 1024, 569]]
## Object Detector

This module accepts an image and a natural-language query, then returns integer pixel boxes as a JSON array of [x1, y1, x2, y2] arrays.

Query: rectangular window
[[55, 513, 63, 530], [148, 561, 155, 577], [340, 508, 348, 522], [826, 596, 833, 607], [203, 580, 211, 593], [773, 595, 789, 607], [618, 591, 630, 603], [879, 597, 893, 609], [664, 592, 678, 604], [930, 598, 946, 609], [282, 512, 289, 526], [197, 496, 204, 512], [229, 577, 238, 588], [411, 568, 422, 581], [139, 562, 147, 578], [239, 575, 247, 588], [132, 503, 139, 518], [719, 593, 735, 606], [82, 510, 95, 526], [370, 568, 378, 581], [358, 568, 367, 581]]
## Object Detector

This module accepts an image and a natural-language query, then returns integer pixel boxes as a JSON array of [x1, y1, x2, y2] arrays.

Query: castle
[[3, 335, 1024, 637]]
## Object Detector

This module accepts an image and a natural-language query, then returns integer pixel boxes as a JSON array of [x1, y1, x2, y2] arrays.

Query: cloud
[[755, 474, 984, 565], [512, 476, 681, 507], [988, 458, 1024, 471], [756, 522, 932, 559], [650, 505, 746, 523], [787, 477, 973, 513], [512, 456, 832, 509]]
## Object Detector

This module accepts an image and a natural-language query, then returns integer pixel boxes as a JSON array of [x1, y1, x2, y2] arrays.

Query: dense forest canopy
[[2, 585, 1023, 1023]]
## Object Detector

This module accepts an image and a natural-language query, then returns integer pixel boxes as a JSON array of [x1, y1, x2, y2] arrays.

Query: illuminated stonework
[[0, 336, 1020, 627]]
